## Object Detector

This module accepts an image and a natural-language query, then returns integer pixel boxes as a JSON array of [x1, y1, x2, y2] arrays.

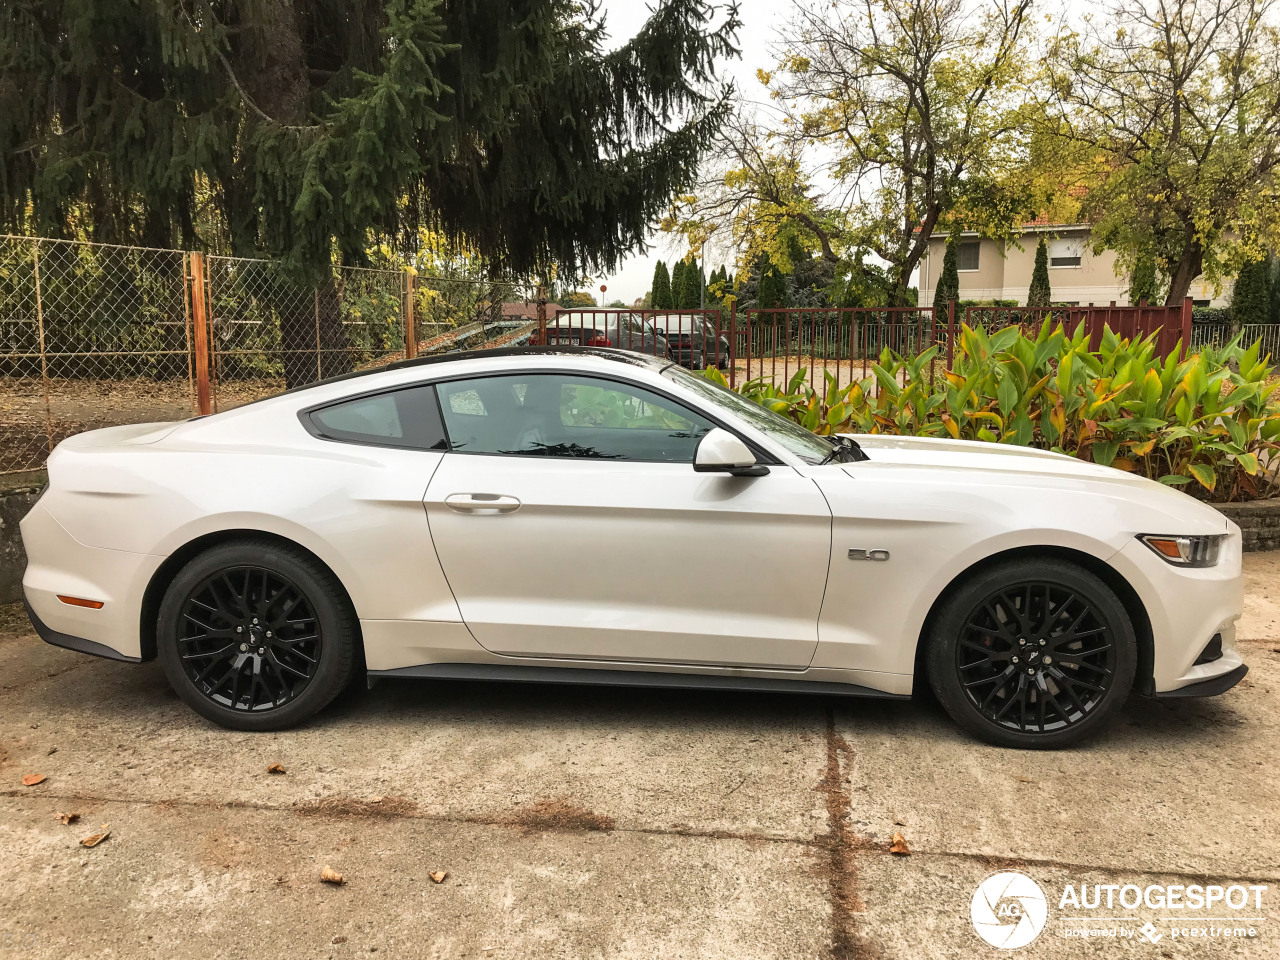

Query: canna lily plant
[[705, 322, 1280, 503]]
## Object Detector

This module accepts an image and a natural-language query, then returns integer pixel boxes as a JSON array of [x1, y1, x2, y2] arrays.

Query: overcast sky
[[592, 0, 786, 304]]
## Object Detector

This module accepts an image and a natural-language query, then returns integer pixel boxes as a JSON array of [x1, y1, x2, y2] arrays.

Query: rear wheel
[[157, 541, 357, 731], [926, 559, 1136, 749]]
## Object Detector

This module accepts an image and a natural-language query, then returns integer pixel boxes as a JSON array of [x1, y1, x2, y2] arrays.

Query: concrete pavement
[[2, 556, 1279, 959]]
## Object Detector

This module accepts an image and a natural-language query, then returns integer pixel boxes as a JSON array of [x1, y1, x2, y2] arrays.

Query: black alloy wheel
[[927, 559, 1137, 749], [177, 566, 322, 712], [158, 540, 356, 731]]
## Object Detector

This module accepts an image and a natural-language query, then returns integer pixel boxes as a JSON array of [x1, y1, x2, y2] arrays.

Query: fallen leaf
[[54, 812, 80, 825], [21, 774, 46, 786], [266, 763, 286, 775], [429, 870, 448, 884], [1017, 776, 1032, 783], [889, 832, 910, 856], [320, 866, 346, 885], [80, 825, 111, 848]]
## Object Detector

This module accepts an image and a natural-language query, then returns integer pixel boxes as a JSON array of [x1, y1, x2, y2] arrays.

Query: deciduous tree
[[1046, 0, 1280, 305]]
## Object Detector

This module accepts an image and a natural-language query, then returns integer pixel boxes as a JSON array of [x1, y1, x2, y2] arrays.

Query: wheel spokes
[[178, 565, 321, 712], [956, 580, 1115, 735]]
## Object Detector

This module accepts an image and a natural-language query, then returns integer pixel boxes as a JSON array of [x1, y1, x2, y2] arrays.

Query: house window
[[957, 242, 980, 271], [1049, 237, 1083, 268]]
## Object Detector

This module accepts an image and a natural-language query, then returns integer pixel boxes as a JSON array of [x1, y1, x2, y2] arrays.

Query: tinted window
[[307, 385, 447, 450], [958, 242, 980, 270], [436, 374, 714, 461]]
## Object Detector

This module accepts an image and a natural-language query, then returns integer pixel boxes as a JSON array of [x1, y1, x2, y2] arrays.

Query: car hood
[[837, 433, 1228, 532], [843, 433, 1128, 481]]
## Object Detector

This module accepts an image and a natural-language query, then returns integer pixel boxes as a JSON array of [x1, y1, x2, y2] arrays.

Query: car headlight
[[1138, 534, 1224, 567]]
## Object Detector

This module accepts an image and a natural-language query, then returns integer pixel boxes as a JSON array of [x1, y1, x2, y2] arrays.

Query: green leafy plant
[[705, 323, 1280, 502]]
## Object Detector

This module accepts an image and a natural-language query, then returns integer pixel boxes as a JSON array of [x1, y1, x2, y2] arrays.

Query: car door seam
[[807, 476, 837, 670]]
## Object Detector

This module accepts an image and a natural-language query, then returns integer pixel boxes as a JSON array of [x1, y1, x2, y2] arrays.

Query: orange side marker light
[[57, 596, 104, 609]]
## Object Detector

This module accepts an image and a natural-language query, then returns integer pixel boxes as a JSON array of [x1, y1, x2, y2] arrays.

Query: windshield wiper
[[818, 434, 869, 465]]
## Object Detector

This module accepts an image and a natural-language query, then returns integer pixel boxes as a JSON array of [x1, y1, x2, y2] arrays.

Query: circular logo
[[970, 871, 1048, 949]]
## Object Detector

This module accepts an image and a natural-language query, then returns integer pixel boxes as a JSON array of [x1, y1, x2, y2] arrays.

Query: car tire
[[926, 558, 1137, 749], [157, 540, 358, 731]]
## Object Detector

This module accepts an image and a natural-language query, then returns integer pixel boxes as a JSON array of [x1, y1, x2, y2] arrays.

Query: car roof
[[266, 346, 674, 402]]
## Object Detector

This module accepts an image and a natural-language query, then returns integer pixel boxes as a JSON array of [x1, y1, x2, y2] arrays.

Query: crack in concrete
[[4, 785, 1276, 889], [0, 658, 92, 693]]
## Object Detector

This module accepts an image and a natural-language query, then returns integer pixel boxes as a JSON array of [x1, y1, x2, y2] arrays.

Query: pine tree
[[0, 0, 739, 384], [678, 259, 703, 309], [757, 256, 786, 310], [1027, 238, 1052, 309], [933, 231, 961, 315], [669, 260, 686, 308], [651, 260, 674, 310], [1232, 257, 1273, 326], [1128, 251, 1163, 305]]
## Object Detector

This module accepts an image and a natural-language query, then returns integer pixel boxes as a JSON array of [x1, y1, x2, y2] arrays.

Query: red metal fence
[[543, 299, 1194, 392]]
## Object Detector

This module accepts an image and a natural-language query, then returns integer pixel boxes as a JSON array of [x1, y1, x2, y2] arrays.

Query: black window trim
[[299, 367, 781, 465]]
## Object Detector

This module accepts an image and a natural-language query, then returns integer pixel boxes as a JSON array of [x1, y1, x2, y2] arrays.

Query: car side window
[[307, 384, 447, 450], [435, 373, 714, 462]]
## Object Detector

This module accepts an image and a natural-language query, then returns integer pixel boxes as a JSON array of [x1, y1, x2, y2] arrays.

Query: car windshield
[[661, 365, 839, 464]]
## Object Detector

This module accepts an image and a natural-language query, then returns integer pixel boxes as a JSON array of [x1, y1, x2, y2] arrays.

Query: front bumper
[[1108, 524, 1246, 696]]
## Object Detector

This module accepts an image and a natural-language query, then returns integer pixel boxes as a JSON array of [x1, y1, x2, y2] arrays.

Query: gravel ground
[[1, 556, 1279, 959]]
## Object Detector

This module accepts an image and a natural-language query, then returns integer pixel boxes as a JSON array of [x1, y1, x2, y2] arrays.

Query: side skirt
[[367, 662, 910, 699]]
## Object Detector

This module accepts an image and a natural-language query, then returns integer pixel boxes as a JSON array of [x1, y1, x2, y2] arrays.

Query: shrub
[[1027, 238, 1051, 309], [707, 323, 1280, 502]]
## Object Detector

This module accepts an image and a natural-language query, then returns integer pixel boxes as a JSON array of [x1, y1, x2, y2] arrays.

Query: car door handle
[[444, 493, 522, 515]]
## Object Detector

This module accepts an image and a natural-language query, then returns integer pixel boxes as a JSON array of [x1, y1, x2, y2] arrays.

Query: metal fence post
[[404, 271, 417, 359], [1180, 297, 1193, 358], [946, 299, 955, 369], [536, 283, 547, 346], [729, 299, 737, 388], [31, 241, 54, 453], [189, 252, 212, 415]]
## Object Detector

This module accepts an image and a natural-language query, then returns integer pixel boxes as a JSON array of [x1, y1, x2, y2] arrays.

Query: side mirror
[[694, 427, 769, 477]]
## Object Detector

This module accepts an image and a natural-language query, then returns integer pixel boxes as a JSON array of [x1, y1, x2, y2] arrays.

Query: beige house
[[917, 224, 1230, 308]]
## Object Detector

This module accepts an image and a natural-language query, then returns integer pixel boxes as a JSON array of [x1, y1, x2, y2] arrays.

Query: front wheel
[[157, 540, 357, 731], [926, 559, 1136, 749]]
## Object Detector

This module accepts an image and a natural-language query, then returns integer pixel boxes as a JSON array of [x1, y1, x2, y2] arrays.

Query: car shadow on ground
[[11, 640, 1260, 757]]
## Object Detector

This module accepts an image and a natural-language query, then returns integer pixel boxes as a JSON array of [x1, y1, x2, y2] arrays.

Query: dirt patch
[[815, 709, 883, 960], [294, 795, 420, 820], [0, 601, 30, 637], [483, 798, 616, 835]]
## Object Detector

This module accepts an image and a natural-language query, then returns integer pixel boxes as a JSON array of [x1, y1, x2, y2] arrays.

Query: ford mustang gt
[[21, 347, 1246, 748]]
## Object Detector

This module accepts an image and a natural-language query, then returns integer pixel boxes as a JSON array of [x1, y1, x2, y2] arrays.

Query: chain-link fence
[[0, 235, 534, 473], [0, 235, 194, 475], [205, 256, 408, 411]]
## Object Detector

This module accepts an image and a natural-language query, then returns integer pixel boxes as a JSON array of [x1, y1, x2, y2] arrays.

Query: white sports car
[[21, 348, 1246, 748]]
